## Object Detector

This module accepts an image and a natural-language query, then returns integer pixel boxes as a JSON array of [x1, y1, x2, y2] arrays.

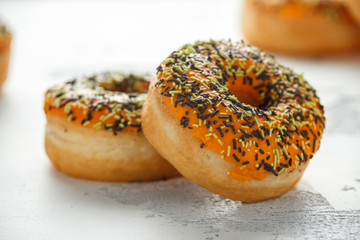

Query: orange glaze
[[0, 33, 11, 51], [44, 72, 151, 133], [155, 40, 325, 181], [44, 99, 140, 132], [0, 27, 12, 90]]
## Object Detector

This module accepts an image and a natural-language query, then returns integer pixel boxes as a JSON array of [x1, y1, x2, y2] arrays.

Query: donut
[[44, 72, 180, 182], [345, 0, 360, 25], [0, 22, 12, 91], [242, 0, 360, 55], [142, 40, 325, 202]]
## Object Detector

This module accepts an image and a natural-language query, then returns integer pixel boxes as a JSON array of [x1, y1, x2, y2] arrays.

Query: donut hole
[[227, 80, 263, 108], [98, 73, 150, 94], [102, 80, 149, 94], [231, 90, 262, 108]]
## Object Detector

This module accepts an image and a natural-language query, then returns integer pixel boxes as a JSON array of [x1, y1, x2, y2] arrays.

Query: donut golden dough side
[[44, 72, 180, 182], [242, 0, 360, 55], [142, 40, 325, 203], [0, 23, 12, 91]]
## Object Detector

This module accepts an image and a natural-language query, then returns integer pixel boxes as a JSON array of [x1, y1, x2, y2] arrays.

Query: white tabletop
[[0, 0, 359, 239]]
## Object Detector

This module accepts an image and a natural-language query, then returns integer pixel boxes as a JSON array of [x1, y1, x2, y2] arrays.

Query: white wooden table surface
[[0, 0, 359, 239]]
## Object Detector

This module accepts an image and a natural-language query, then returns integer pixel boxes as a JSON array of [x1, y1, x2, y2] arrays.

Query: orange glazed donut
[[142, 40, 325, 203], [0, 22, 12, 91], [44, 72, 180, 182], [242, 0, 360, 55], [345, 0, 360, 25]]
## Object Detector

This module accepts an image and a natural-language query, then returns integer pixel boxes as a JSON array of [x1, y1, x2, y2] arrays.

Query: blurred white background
[[0, 1, 359, 239]]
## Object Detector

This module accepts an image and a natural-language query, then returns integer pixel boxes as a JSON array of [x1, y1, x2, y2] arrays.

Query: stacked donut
[[44, 72, 180, 182], [242, 0, 360, 55], [44, 40, 325, 202], [0, 22, 11, 90]]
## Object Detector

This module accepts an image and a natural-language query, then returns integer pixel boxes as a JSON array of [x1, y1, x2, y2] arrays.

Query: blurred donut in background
[[242, 0, 360, 55], [0, 21, 11, 91]]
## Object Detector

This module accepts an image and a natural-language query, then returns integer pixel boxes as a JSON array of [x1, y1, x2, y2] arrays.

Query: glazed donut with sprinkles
[[44, 72, 180, 182], [142, 40, 325, 202]]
